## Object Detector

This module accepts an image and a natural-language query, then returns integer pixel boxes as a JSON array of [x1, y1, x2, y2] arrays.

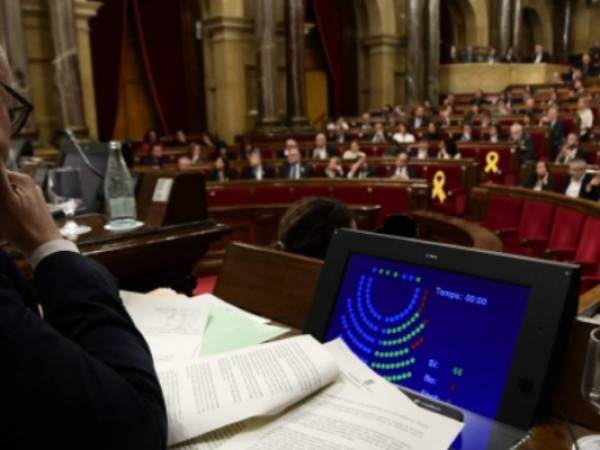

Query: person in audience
[[188, 142, 205, 164], [579, 53, 597, 80], [564, 159, 595, 200], [140, 143, 169, 168], [389, 152, 416, 180], [330, 123, 351, 144], [487, 124, 502, 143], [174, 129, 187, 145], [459, 124, 473, 142], [239, 139, 255, 162], [523, 160, 556, 192], [472, 89, 490, 106], [312, 132, 337, 160], [574, 79, 587, 97], [437, 139, 461, 160], [551, 71, 564, 84], [555, 133, 586, 164], [540, 106, 566, 158], [497, 100, 512, 116], [522, 97, 539, 116], [278, 143, 314, 179], [200, 131, 217, 150], [216, 144, 230, 161], [412, 141, 431, 160], [324, 156, 345, 179], [342, 140, 367, 161], [487, 47, 499, 64], [141, 128, 160, 153], [439, 107, 454, 127], [584, 172, 600, 201], [510, 123, 536, 162], [392, 123, 415, 145], [347, 156, 377, 179], [423, 122, 442, 141], [521, 113, 534, 127], [480, 112, 492, 128], [410, 106, 428, 129], [275, 197, 354, 260], [336, 116, 350, 131], [177, 156, 192, 171], [443, 94, 456, 108], [242, 151, 274, 181], [530, 44, 551, 63], [501, 47, 517, 63], [577, 97, 594, 139], [369, 122, 389, 144], [0, 44, 167, 450], [359, 112, 372, 132], [208, 156, 235, 182], [566, 87, 579, 102]]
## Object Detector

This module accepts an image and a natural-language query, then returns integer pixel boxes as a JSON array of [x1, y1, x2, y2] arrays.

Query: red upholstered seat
[[545, 207, 586, 261], [421, 164, 467, 215], [482, 196, 523, 251], [506, 201, 556, 256], [573, 217, 600, 275], [254, 186, 292, 204], [331, 185, 371, 204], [206, 188, 254, 207], [527, 129, 548, 159], [290, 185, 332, 201], [370, 186, 408, 227], [553, 171, 570, 193]]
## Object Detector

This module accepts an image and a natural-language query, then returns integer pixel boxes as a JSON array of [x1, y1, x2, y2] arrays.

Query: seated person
[[141, 128, 160, 153], [140, 143, 169, 168], [188, 142, 205, 164], [501, 47, 517, 63], [539, 106, 566, 158], [423, 122, 442, 141], [459, 124, 473, 142], [522, 97, 539, 116], [437, 139, 461, 160], [274, 197, 354, 260], [579, 53, 598, 79], [174, 129, 187, 146], [278, 143, 314, 179], [347, 156, 377, 179], [208, 156, 235, 182], [342, 140, 366, 161], [312, 132, 337, 160], [472, 89, 490, 106], [279, 138, 297, 159], [530, 44, 551, 63], [438, 107, 454, 128], [177, 156, 192, 171], [359, 112, 372, 132], [410, 106, 429, 130], [577, 97, 594, 139], [242, 151, 274, 181], [369, 122, 388, 144], [388, 152, 416, 181], [480, 112, 492, 128], [522, 160, 556, 192], [324, 156, 345, 179], [0, 44, 166, 448], [486, 124, 502, 143], [564, 159, 595, 200], [555, 133, 586, 164], [392, 123, 415, 145], [487, 47, 499, 64], [411, 141, 431, 160], [584, 171, 600, 201], [551, 71, 564, 84], [509, 123, 536, 162], [497, 100, 512, 116]]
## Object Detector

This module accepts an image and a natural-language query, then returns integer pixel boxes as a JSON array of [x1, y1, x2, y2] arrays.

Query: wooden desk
[[3, 214, 230, 294]]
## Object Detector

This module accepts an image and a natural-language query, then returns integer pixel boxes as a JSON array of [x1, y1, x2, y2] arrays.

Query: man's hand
[[0, 161, 61, 257]]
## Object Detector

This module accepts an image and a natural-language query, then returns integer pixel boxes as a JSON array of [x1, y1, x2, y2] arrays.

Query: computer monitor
[[305, 229, 579, 450]]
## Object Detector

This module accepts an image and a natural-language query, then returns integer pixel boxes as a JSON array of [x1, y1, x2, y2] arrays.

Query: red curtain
[[311, 0, 344, 114], [90, 0, 128, 141], [131, 0, 187, 136]]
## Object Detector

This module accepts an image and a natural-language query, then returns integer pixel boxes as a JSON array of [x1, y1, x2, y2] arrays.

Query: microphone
[[63, 129, 104, 179]]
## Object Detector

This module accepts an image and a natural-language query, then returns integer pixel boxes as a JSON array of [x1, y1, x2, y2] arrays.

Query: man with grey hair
[[0, 46, 166, 449], [509, 122, 535, 162], [564, 159, 595, 200]]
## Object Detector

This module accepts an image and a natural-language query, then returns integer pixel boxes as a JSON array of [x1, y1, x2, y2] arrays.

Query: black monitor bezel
[[304, 229, 579, 431]]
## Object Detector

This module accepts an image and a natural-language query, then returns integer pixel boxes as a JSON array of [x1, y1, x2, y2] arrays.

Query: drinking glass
[[47, 167, 91, 238]]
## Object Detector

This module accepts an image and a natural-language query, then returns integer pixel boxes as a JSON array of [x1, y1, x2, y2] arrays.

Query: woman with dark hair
[[275, 197, 355, 260], [208, 156, 235, 182], [522, 160, 556, 192]]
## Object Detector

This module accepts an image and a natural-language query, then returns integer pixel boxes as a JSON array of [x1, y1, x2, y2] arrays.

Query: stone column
[[561, 0, 573, 63], [255, 0, 285, 134], [512, 0, 523, 61], [499, 0, 513, 55], [47, 0, 87, 135], [0, 0, 37, 136], [405, 0, 426, 105], [285, 0, 311, 131], [427, 0, 440, 106], [364, 35, 399, 109]]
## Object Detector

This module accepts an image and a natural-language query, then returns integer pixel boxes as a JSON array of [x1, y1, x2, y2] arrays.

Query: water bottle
[[104, 141, 138, 230]]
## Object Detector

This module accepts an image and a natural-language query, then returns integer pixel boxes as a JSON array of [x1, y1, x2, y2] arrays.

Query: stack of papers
[[121, 291, 464, 449]]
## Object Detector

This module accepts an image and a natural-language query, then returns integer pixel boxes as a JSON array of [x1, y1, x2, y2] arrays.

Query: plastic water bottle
[[104, 141, 138, 230]]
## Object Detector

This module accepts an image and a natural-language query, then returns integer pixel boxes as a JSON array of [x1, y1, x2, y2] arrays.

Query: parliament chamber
[[3, 0, 600, 449]]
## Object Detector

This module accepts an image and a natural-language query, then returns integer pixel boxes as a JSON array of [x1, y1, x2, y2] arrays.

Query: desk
[[3, 214, 230, 294], [440, 63, 569, 94]]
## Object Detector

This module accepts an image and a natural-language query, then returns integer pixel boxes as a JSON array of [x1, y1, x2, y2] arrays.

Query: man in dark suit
[[0, 46, 166, 450], [410, 106, 429, 130], [242, 151, 275, 180], [555, 133, 586, 164], [530, 44, 551, 64], [579, 53, 598, 80], [510, 123, 536, 162], [311, 132, 337, 160], [278, 141, 314, 179], [388, 152, 417, 180], [540, 106, 566, 158], [368, 122, 389, 144], [564, 159, 595, 200]]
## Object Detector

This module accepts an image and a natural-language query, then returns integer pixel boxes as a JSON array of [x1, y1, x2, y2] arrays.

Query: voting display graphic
[[324, 253, 531, 419]]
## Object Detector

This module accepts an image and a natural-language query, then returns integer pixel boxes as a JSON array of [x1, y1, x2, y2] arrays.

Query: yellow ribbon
[[484, 151, 500, 174], [431, 170, 447, 204]]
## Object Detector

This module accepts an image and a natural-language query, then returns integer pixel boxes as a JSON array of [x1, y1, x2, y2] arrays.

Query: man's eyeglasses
[[1, 82, 33, 137]]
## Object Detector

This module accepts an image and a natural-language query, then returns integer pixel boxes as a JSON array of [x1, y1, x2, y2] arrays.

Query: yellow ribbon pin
[[484, 151, 500, 174], [431, 170, 447, 204]]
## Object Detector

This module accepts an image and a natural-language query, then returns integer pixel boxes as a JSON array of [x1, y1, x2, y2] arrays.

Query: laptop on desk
[[304, 229, 579, 449]]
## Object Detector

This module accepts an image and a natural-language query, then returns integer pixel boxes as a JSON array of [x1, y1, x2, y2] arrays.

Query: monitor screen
[[323, 252, 531, 420]]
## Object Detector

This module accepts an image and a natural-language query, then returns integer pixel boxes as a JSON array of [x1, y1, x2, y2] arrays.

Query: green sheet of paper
[[200, 305, 289, 356]]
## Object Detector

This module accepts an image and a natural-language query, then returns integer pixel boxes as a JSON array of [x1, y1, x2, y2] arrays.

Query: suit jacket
[[278, 162, 314, 179], [548, 120, 566, 155], [501, 56, 517, 63], [0, 250, 166, 450], [208, 169, 236, 182], [564, 174, 596, 200], [556, 147, 586, 164], [241, 165, 275, 180], [530, 52, 551, 63], [387, 166, 417, 179], [311, 145, 338, 159], [410, 117, 429, 130], [522, 173, 556, 192], [513, 134, 536, 162]]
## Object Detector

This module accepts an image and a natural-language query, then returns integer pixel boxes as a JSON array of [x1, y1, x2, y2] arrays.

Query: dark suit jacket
[[556, 148, 586, 164], [348, 167, 378, 179], [278, 162, 314, 179], [548, 120, 566, 156], [514, 134, 536, 162], [410, 117, 429, 129], [311, 145, 338, 159], [501, 56, 517, 63], [530, 52, 551, 63], [208, 169, 236, 182], [564, 174, 596, 200], [387, 166, 417, 179], [0, 250, 166, 450], [522, 173, 556, 192], [241, 165, 275, 180]]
